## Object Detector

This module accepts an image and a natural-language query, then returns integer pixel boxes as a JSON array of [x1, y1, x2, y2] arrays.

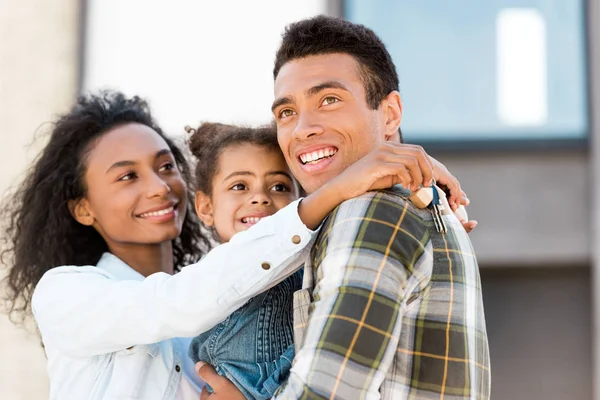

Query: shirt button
[[261, 262, 271, 270], [175, 365, 181, 372], [292, 235, 301, 244]]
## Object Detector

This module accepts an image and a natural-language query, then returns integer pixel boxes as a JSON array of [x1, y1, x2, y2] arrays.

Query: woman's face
[[74, 123, 187, 248]]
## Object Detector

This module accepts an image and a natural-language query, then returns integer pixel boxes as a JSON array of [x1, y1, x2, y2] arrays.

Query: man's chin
[[298, 175, 333, 195], [294, 161, 345, 194]]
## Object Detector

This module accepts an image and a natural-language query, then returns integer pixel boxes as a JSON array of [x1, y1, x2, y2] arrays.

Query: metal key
[[430, 184, 447, 234]]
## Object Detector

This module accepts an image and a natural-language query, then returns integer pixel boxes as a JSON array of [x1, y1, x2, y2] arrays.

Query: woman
[[1, 91, 464, 399]]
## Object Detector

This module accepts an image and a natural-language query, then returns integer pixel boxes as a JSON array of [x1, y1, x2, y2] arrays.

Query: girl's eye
[[118, 172, 137, 182], [321, 96, 339, 106], [271, 183, 290, 192], [279, 109, 296, 119], [159, 162, 175, 172], [231, 183, 247, 191]]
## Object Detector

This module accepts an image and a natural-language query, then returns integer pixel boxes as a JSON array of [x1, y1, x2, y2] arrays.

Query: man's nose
[[292, 111, 325, 141]]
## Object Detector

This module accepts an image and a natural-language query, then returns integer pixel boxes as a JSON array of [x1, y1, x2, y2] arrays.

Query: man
[[269, 16, 490, 399], [198, 15, 489, 400]]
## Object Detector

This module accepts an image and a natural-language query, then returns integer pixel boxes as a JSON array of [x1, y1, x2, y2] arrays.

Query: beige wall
[[0, 1, 79, 399]]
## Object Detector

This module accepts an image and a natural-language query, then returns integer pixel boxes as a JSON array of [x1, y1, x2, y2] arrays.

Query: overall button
[[292, 235, 301, 244], [261, 262, 271, 270], [175, 365, 181, 372]]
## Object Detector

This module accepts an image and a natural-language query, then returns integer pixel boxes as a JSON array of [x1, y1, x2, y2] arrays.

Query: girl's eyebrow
[[222, 170, 293, 182], [267, 171, 293, 180], [222, 171, 255, 182]]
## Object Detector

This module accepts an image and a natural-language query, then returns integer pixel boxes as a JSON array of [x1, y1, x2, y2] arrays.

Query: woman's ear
[[68, 198, 95, 226], [381, 91, 403, 141], [194, 191, 214, 227]]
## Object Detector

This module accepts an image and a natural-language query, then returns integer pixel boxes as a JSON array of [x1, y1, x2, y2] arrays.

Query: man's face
[[272, 53, 399, 194]]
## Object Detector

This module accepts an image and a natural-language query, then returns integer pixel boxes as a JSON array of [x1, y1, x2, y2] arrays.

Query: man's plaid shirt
[[276, 186, 490, 399]]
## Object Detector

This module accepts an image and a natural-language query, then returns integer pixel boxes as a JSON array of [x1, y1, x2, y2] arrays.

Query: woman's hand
[[329, 142, 435, 202], [298, 142, 475, 232], [429, 155, 467, 211], [196, 362, 245, 400]]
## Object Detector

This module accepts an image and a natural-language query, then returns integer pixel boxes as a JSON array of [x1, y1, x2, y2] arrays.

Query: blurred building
[[0, 1, 596, 399]]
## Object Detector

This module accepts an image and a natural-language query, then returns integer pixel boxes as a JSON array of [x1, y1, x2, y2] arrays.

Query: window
[[345, 0, 588, 143]]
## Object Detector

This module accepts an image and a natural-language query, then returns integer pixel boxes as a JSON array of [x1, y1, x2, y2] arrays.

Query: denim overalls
[[189, 271, 302, 399]]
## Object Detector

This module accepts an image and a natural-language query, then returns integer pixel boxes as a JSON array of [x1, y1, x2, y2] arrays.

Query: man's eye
[[231, 183, 247, 191], [321, 97, 339, 106], [271, 183, 290, 192], [279, 109, 296, 119]]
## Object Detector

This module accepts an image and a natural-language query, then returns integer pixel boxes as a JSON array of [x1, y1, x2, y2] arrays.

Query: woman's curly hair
[[0, 91, 210, 323]]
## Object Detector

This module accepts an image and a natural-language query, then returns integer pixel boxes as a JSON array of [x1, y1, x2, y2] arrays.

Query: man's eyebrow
[[222, 171, 256, 182], [271, 96, 294, 113], [306, 80, 350, 97], [106, 149, 172, 173], [271, 81, 349, 113]]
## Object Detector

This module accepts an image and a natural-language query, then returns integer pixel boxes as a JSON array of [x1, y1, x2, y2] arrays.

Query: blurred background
[[0, 0, 596, 399]]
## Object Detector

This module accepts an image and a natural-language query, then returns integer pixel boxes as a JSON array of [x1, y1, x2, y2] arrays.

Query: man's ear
[[381, 91, 403, 141], [68, 198, 95, 226], [194, 191, 214, 227]]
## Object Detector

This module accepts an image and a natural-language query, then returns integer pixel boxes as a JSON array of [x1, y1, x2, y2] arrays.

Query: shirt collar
[[97, 252, 145, 282], [392, 184, 412, 197]]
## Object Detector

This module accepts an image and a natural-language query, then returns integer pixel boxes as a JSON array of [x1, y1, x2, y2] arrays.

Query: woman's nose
[[146, 174, 170, 198]]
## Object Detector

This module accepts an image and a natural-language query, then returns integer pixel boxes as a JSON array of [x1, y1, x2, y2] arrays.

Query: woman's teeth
[[242, 217, 262, 224], [139, 206, 174, 218], [300, 148, 337, 165]]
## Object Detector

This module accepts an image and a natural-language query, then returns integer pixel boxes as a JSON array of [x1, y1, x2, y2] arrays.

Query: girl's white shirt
[[32, 200, 315, 400]]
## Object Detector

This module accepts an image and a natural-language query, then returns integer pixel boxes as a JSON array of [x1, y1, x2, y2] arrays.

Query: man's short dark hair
[[273, 15, 399, 111]]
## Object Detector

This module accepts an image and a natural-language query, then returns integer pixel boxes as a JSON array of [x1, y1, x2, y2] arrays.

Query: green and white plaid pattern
[[276, 187, 490, 400]]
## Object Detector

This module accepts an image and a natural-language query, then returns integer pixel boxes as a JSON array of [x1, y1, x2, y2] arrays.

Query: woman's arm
[[32, 200, 314, 357], [32, 142, 465, 357], [298, 142, 470, 230]]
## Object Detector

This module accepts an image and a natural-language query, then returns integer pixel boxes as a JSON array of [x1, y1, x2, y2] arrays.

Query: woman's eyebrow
[[105, 149, 172, 173]]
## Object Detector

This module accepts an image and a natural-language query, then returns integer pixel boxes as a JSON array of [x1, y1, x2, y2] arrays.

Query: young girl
[[1, 91, 464, 399], [184, 123, 474, 399], [186, 123, 306, 399]]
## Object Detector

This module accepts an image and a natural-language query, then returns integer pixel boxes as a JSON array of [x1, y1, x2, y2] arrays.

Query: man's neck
[[108, 242, 175, 276]]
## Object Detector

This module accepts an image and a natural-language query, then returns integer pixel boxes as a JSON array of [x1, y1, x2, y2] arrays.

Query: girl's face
[[195, 143, 299, 243], [72, 123, 187, 249]]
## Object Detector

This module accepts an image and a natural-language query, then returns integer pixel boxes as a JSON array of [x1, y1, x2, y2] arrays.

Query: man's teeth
[[300, 148, 338, 164], [140, 206, 174, 218], [242, 217, 262, 224]]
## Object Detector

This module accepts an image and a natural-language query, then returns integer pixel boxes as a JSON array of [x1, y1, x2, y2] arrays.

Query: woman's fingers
[[373, 150, 421, 190], [386, 143, 434, 188], [429, 157, 462, 209], [461, 220, 478, 233]]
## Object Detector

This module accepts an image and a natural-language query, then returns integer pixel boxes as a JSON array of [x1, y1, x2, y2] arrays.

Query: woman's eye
[[118, 172, 136, 182], [159, 162, 175, 172], [271, 183, 290, 192], [321, 97, 339, 106], [279, 109, 296, 119], [231, 183, 247, 191]]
